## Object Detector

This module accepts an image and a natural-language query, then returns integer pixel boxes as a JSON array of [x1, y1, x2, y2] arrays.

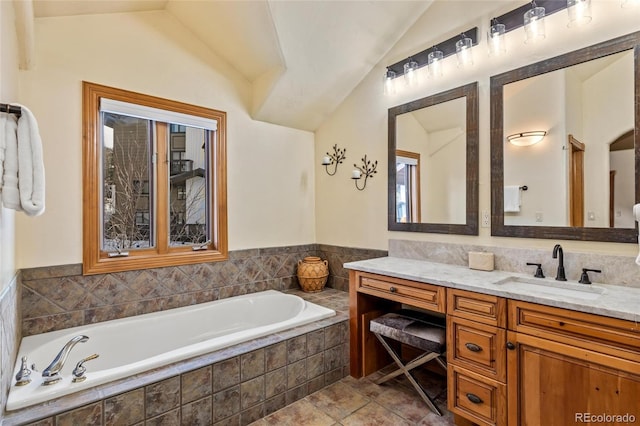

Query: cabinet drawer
[[448, 316, 506, 382], [356, 272, 445, 313], [448, 365, 506, 426], [509, 301, 640, 362], [448, 289, 506, 327]]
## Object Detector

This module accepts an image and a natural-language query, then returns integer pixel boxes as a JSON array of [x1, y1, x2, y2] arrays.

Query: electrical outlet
[[481, 210, 490, 228], [588, 211, 596, 221], [535, 211, 543, 222]]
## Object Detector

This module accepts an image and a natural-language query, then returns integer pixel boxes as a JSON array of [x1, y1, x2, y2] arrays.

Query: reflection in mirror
[[396, 97, 467, 225], [503, 50, 633, 228], [389, 82, 478, 235], [491, 31, 639, 242], [396, 150, 421, 223]]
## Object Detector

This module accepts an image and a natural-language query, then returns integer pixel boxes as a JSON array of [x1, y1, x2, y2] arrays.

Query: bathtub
[[6, 290, 335, 411]]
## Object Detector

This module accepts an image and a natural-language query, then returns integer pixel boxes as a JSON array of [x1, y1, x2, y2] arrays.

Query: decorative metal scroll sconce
[[352, 155, 377, 191], [321, 144, 347, 176]]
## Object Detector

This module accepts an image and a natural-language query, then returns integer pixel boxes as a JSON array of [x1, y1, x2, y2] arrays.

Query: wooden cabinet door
[[507, 331, 640, 426]]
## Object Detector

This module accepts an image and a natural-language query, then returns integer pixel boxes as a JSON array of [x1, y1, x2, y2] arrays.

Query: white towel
[[15, 104, 45, 216], [1, 113, 22, 211], [0, 114, 6, 193], [504, 185, 521, 213], [634, 204, 640, 265]]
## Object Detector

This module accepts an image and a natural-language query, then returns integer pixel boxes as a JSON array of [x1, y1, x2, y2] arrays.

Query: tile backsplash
[[389, 239, 640, 288], [20, 244, 385, 336]]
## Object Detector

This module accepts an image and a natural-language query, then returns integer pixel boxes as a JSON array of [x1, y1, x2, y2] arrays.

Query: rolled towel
[[0, 114, 6, 192], [15, 104, 45, 216], [634, 204, 640, 265], [1, 113, 22, 211]]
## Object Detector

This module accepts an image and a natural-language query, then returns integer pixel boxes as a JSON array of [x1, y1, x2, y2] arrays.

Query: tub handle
[[72, 354, 99, 383], [15, 356, 32, 386]]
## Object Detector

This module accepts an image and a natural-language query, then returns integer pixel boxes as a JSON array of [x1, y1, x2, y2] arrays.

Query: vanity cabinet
[[507, 301, 640, 425], [348, 270, 446, 377], [348, 270, 640, 426], [447, 290, 507, 426]]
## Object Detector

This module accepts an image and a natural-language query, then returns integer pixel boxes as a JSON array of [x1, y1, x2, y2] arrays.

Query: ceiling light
[[507, 131, 547, 146], [524, 1, 546, 44]]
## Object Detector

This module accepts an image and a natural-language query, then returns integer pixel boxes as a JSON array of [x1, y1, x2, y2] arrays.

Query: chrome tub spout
[[42, 335, 89, 385]]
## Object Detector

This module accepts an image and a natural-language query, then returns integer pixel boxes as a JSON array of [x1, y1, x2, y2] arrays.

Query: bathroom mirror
[[491, 31, 640, 242], [388, 82, 479, 235]]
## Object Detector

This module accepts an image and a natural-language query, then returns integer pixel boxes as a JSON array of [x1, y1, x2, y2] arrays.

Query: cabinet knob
[[389, 286, 397, 293], [506, 341, 516, 350], [466, 393, 483, 404], [465, 343, 482, 352]]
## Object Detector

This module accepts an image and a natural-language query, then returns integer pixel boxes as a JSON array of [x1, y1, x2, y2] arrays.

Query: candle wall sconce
[[321, 144, 347, 176], [352, 155, 378, 191]]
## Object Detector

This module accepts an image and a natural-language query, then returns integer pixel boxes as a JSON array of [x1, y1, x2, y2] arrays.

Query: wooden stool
[[369, 310, 447, 416]]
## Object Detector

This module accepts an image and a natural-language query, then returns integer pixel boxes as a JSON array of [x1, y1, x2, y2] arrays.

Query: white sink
[[493, 276, 605, 300]]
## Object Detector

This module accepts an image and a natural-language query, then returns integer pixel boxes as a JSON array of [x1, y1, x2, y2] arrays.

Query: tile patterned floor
[[250, 365, 455, 425]]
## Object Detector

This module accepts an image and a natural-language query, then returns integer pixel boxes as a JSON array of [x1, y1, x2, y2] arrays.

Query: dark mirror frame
[[490, 31, 640, 243], [388, 82, 479, 235]]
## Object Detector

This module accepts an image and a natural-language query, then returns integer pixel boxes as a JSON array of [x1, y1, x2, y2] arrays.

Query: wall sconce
[[382, 27, 477, 92], [456, 33, 474, 68], [352, 155, 378, 191], [403, 57, 419, 87], [524, 1, 546, 43], [491, 0, 589, 48], [428, 47, 444, 78], [383, 68, 396, 95], [488, 19, 506, 56], [507, 131, 547, 146], [567, 0, 592, 27], [321, 144, 347, 176]]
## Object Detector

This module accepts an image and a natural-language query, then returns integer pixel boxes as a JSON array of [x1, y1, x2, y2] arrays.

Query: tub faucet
[[552, 244, 567, 281], [42, 335, 89, 385]]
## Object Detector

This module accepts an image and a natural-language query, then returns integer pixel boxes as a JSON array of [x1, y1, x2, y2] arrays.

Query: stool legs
[[373, 333, 444, 416]]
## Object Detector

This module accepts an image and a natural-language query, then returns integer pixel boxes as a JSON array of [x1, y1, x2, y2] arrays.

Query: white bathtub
[[7, 290, 335, 411]]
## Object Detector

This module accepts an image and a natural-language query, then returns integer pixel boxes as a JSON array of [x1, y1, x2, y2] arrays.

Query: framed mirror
[[491, 31, 640, 243], [388, 82, 479, 235]]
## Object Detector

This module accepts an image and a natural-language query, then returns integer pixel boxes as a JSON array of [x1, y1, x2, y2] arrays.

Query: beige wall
[[16, 11, 316, 268], [0, 0, 19, 291], [315, 1, 640, 256]]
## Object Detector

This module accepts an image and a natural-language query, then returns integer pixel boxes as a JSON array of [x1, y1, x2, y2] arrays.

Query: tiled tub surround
[[21, 244, 384, 336], [3, 289, 349, 426], [0, 276, 21, 425], [8, 291, 335, 411], [390, 239, 640, 288]]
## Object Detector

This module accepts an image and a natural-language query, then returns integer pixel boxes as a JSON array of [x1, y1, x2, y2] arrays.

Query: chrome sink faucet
[[42, 335, 89, 385], [552, 244, 567, 281]]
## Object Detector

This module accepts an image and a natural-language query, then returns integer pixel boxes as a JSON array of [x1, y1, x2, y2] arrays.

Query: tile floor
[[250, 364, 455, 425]]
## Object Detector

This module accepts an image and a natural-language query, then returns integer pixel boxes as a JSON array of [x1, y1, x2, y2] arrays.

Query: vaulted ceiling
[[31, 0, 434, 131]]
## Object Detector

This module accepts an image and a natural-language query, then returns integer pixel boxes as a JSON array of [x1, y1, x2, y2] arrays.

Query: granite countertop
[[344, 256, 640, 323]]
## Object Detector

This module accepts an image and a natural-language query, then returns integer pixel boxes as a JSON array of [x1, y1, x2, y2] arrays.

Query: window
[[83, 82, 227, 274]]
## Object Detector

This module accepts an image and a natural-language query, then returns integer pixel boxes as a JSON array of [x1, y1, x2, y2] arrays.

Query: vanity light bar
[[386, 27, 478, 78], [493, 0, 567, 34]]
